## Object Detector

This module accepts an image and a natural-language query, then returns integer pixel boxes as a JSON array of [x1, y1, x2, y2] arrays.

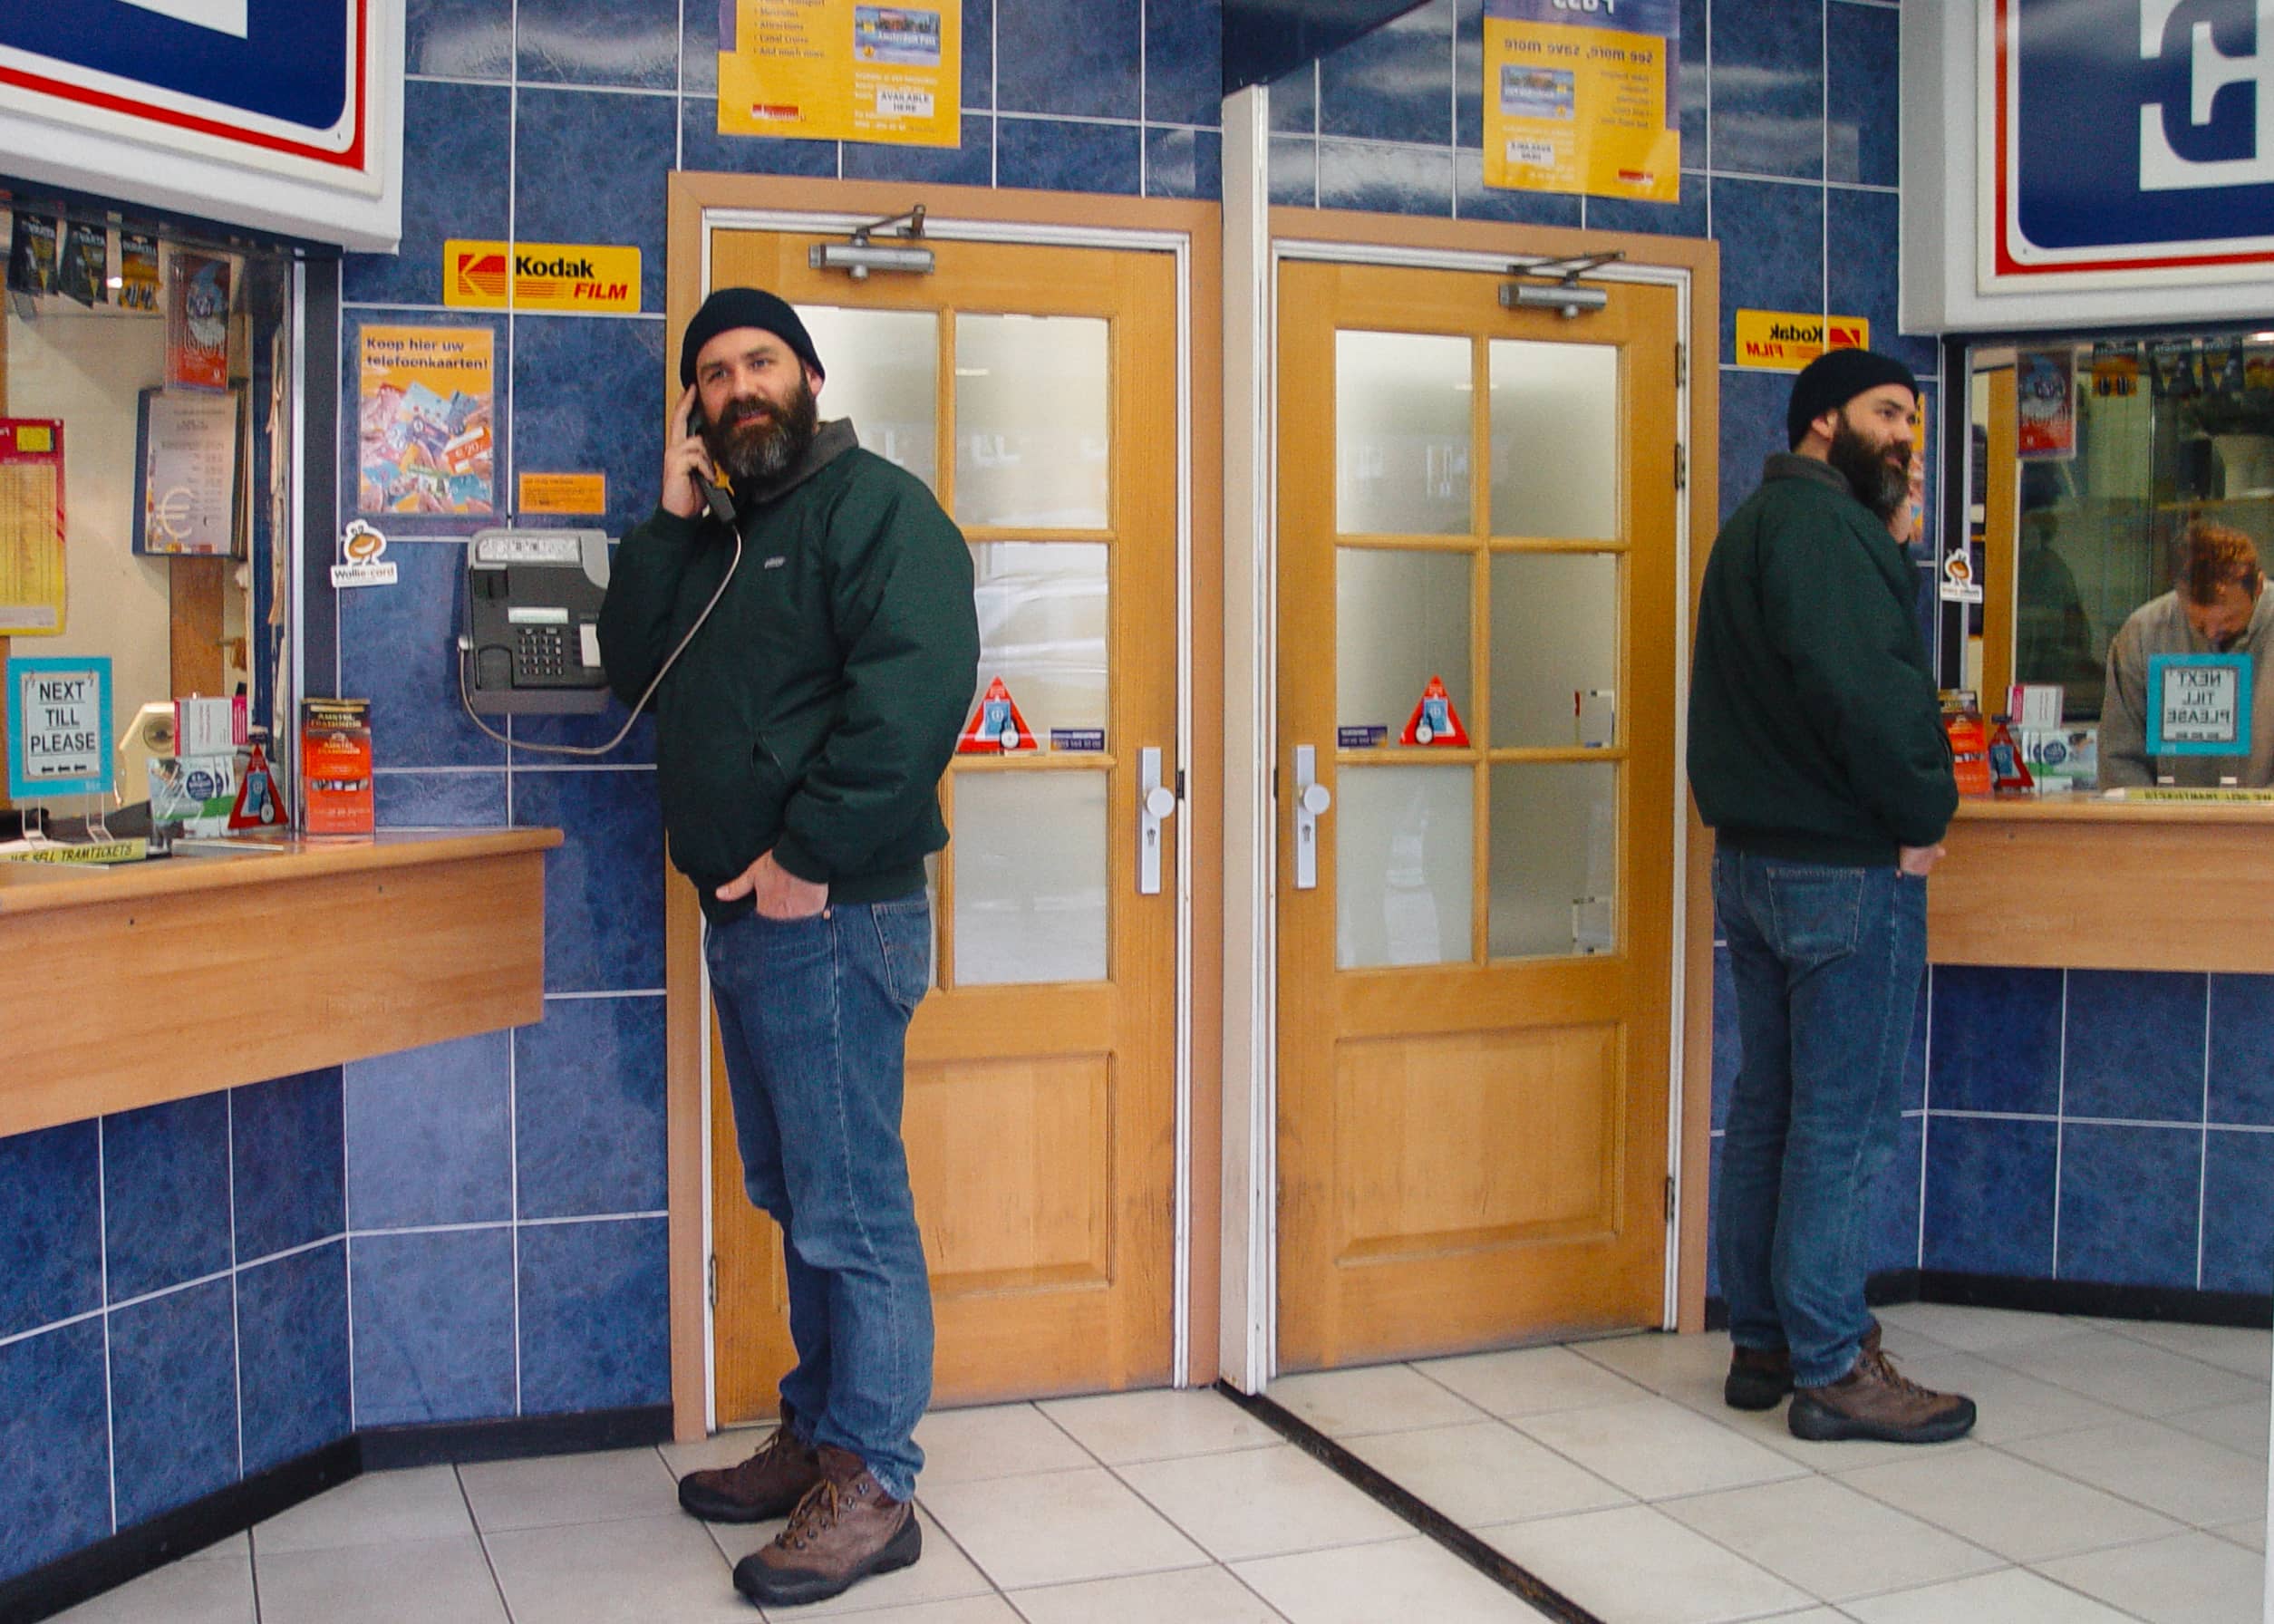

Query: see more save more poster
[[719, 0, 961, 148], [1483, 0, 1679, 203]]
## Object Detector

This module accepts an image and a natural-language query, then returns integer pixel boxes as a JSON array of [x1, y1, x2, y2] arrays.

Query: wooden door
[[1275, 259, 1682, 1370], [705, 231, 1181, 1418]]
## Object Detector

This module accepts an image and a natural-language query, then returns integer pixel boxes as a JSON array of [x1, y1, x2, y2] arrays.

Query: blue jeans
[[1714, 851, 1925, 1388], [705, 894, 934, 1499]]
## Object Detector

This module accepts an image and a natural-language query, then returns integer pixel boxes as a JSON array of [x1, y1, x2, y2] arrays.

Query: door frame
[[1216, 89, 1721, 1388], [661, 174, 1224, 1440]]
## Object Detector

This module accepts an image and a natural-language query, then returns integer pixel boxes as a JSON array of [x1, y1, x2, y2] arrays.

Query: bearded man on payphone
[[598, 287, 979, 1609]]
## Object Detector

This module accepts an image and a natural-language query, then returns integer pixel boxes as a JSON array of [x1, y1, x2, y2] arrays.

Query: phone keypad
[[516, 626, 574, 684]]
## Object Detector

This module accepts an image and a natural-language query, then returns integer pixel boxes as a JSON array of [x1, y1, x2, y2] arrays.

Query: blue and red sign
[[1993, 0, 2274, 285]]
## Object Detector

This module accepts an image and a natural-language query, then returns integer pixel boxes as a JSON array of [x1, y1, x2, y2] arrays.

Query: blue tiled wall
[[0, 1073, 349, 1582], [1708, 959, 2274, 1303]]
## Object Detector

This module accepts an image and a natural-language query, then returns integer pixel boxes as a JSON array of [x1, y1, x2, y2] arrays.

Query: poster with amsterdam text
[[1483, 0, 1679, 202], [719, 0, 960, 148], [357, 326, 495, 515]]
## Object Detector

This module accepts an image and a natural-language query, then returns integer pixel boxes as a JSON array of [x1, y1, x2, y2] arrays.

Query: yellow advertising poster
[[718, 0, 960, 147], [1483, 0, 1679, 201], [357, 327, 496, 516], [443, 241, 643, 314], [1734, 311, 1871, 372]]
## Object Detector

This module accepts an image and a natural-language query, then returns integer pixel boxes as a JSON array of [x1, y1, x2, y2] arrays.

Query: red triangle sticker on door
[[1399, 675, 1470, 747], [958, 676, 1038, 754]]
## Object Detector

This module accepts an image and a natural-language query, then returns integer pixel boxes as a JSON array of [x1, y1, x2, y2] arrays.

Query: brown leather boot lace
[[1862, 1346, 1934, 1398], [780, 1476, 849, 1552]]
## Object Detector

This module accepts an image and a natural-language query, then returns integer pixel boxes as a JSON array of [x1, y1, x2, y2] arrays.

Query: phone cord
[[455, 524, 744, 758]]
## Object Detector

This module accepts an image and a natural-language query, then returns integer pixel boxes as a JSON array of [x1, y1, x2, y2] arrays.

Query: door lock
[[1139, 747, 1176, 895], [1293, 745, 1331, 891]]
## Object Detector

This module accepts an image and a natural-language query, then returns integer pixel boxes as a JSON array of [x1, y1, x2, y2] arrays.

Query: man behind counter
[[2102, 520, 2274, 788]]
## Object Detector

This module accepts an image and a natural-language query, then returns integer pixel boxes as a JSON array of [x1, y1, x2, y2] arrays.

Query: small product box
[[300, 698, 374, 836], [2005, 683, 2065, 730], [175, 694, 248, 757], [1941, 702, 1992, 797]]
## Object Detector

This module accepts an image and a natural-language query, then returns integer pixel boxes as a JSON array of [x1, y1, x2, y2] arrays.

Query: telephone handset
[[683, 401, 736, 527]]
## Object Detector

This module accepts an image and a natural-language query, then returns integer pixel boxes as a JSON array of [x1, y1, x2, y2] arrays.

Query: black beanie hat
[[679, 287, 824, 388], [1785, 347, 1918, 449]]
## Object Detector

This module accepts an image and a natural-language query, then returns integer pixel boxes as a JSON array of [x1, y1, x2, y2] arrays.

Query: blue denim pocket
[[1764, 864, 1864, 964], [871, 897, 932, 1015]]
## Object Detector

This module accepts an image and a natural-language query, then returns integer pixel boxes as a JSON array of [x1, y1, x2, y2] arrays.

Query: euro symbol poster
[[720, 0, 961, 148], [357, 327, 496, 516], [1484, 0, 1679, 203]]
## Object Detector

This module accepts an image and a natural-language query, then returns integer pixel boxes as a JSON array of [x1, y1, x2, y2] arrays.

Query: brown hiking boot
[[677, 1426, 822, 1523], [1726, 1318, 1882, 1411], [1788, 1344, 1976, 1444], [733, 1445, 921, 1608]]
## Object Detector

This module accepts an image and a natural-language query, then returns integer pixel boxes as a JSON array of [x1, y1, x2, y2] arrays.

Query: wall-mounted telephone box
[[464, 528, 612, 715]]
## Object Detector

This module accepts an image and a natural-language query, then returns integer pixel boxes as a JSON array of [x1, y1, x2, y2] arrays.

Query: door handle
[[1293, 744, 1331, 891], [1139, 746, 1176, 895]]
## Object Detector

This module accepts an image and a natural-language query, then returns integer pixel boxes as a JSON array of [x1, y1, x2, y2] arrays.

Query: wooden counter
[[1931, 796, 2274, 973], [1, 828, 561, 1138]]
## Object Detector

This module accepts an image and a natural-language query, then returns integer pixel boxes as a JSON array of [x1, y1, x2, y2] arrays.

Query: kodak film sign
[[1734, 311, 1870, 372], [443, 241, 642, 314]]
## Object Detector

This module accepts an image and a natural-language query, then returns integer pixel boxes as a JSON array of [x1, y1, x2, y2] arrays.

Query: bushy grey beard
[[705, 372, 819, 488], [1828, 414, 1909, 522]]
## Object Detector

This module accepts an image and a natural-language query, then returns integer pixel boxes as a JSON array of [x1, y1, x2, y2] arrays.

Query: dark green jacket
[[598, 420, 980, 921], [1689, 454, 1956, 865]]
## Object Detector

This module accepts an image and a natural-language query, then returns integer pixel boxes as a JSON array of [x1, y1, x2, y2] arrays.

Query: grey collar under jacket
[[1761, 450, 1854, 498]]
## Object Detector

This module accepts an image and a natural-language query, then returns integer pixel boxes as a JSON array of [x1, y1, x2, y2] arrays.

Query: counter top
[[1952, 795, 2274, 826], [2, 826, 561, 1137], [0, 827, 562, 915]]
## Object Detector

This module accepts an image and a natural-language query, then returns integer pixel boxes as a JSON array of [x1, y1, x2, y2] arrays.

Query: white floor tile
[[1006, 1564, 1288, 1624], [2165, 1395, 2273, 1457], [1234, 1533, 1547, 1624], [659, 1425, 773, 1480], [2213, 1516, 2268, 1552], [1477, 1503, 1814, 1624], [256, 1533, 508, 1624], [2003, 1416, 2269, 1525], [1979, 1329, 2265, 1417], [820, 1598, 1023, 1624], [1260, 1364, 1488, 1439], [1880, 1348, 2130, 1444], [52, 1553, 256, 1624], [2100, 1320, 2274, 1380], [1342, 1420, 1631, 1526], [1038, 1388, 1282, 1466], [458, 1446, 681, 1533], [921, 1464, 1208, 1590], [181, 1532, 248, 1563], [1567, 1330, 1737, 1405], [253, 1464, 474, 1553], [915, 1404, 1094, 1484], [1836, 1447, 2182, 1563], [483, 1513, 745, 1623], [1115, 1443, 1408, 1561], [1871, 1304, 2094, 1356], [1844, 1567, 2132, 1624], [2037, 1529, 2265, 1624], [1514, 1397, 1806, 1502], [1411, 1343, 1654, 1418], [711, 1507, 992, 1617], [1657, 1474, 2004, 1603]]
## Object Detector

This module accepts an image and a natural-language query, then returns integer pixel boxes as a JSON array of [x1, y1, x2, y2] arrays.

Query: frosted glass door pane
[[953, 771, 1108, 984], [1338, 331, 1471, 536], [1490, 553, 1619, 747], [1489, 764, 1618, 959], [972, 542, 1108, 736], [1489, 341, 1617, 538], [1338, 548, 1471, 734], [795, 306, 938, 488], [954, 314, 1109, 528], [1337, 767, 1473, 969]]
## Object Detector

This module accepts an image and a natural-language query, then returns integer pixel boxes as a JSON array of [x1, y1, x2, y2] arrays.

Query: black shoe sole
[[678, 1482, 814, 1524], [1787, 1394, 1978, 1445], [1723, 1371, 1793, 1412], [733, 1514, 923, 1607]]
